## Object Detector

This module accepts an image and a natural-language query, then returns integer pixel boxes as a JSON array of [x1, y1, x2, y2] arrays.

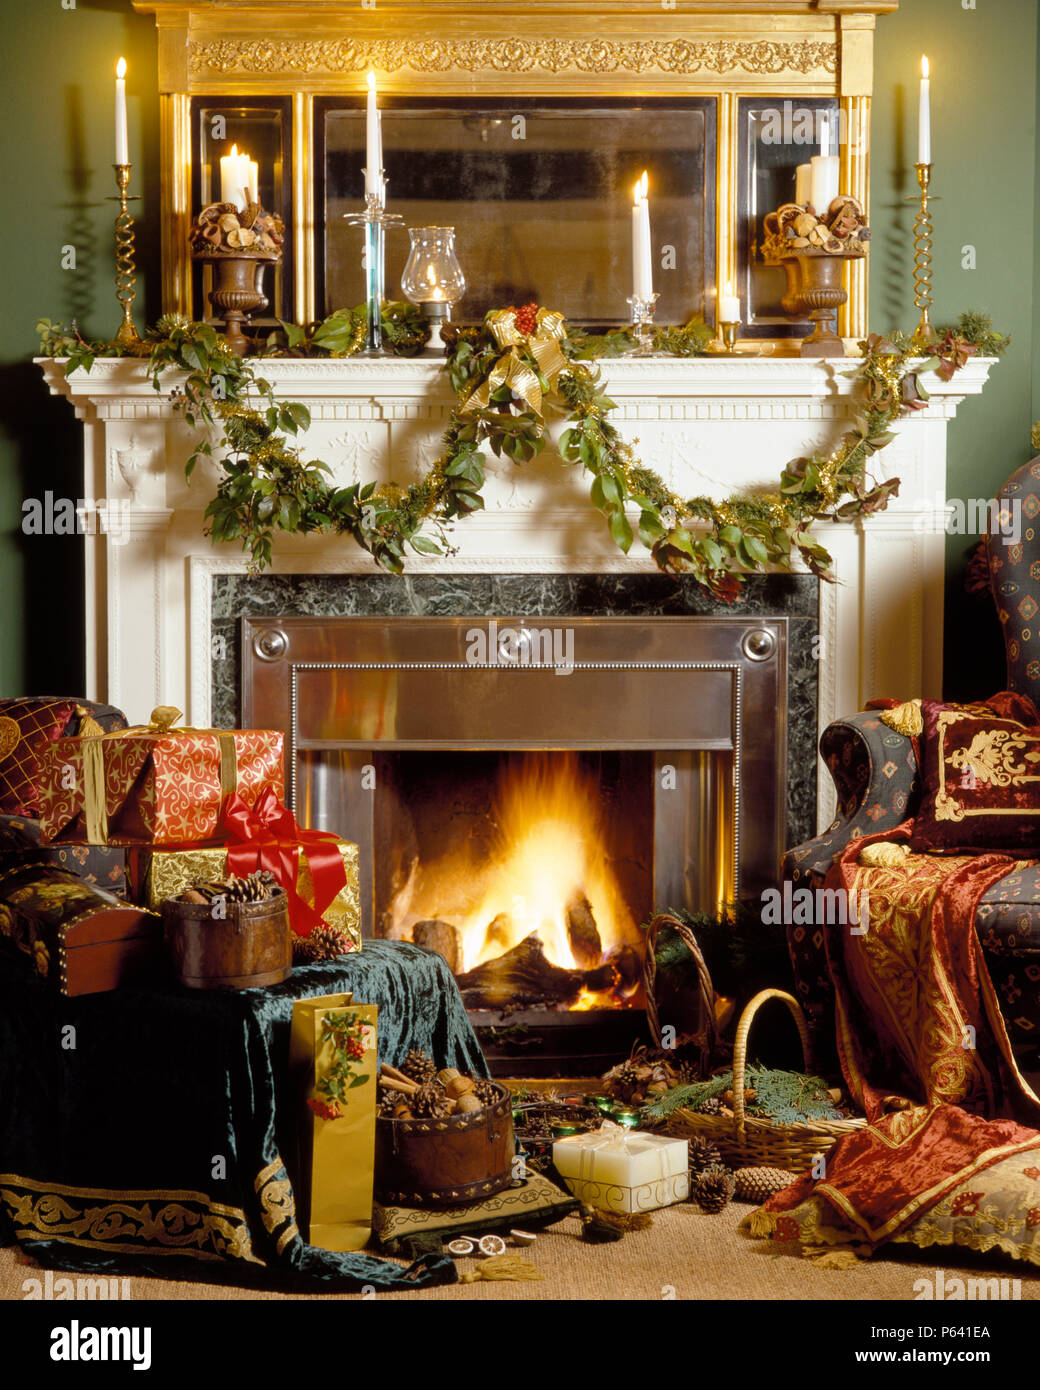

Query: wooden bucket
[[375, 1082, 515, 1207], [162, 889, 291, 990]]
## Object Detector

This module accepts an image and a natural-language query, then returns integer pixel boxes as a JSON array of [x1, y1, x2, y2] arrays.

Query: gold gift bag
[[289, 993, 378, 1252]]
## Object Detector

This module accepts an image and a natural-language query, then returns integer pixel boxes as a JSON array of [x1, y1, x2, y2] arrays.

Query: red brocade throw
[[753, 826, 1040, 1254], [219, 786, 348, 938]]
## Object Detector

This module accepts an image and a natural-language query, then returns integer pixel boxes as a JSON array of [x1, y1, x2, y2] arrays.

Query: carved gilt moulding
[[134, 0, 894, 334]]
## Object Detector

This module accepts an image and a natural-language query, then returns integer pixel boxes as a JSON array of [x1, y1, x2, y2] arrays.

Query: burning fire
[[389, 753, 641, 999]]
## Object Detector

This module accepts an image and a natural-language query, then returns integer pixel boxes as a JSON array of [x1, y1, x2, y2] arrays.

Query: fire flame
[[389, 753, 640, 985]]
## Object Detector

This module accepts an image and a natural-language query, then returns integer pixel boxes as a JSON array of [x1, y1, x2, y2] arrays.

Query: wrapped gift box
[[37, 719, 283, 847], [129, 838, 361, 947], [0, 816, 129, 897], [290, 994, 378, 1251], [552, 1124, 689, 1213], [0, 863, 161, 996]]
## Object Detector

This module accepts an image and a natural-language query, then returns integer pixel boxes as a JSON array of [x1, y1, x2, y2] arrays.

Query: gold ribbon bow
[[462, 308, 569, 418], [79, 705, 239, 846]]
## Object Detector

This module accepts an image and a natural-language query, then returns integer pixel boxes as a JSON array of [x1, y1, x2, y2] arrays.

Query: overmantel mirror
[[134, 0, 894, 346]]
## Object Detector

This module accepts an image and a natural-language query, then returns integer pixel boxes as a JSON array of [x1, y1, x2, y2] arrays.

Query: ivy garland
[[37, 306, 1006, 600]]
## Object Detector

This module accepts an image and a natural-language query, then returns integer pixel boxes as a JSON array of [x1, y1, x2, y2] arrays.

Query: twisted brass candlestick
[[111, 164, 143, 351], [911, 163, 936, 351]]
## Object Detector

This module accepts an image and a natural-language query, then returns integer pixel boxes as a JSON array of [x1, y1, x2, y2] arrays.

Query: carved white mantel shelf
[[39, 354, 994, 831]]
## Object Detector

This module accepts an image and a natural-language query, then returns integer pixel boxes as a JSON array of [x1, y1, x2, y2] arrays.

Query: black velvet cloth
[[0, 940, 488, 1291]]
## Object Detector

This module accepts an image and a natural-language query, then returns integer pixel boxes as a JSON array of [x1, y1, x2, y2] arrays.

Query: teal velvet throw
[[0, 940, 489, 1291]]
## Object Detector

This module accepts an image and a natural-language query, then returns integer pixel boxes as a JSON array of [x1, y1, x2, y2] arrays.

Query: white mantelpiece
[[39, 355, 994, 831]]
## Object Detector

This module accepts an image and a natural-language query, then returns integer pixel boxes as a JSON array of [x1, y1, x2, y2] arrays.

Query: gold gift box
[[133, 841, 361, 949]]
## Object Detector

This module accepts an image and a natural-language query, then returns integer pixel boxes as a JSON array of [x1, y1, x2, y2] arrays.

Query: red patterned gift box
[[36, 706, 284, 848]]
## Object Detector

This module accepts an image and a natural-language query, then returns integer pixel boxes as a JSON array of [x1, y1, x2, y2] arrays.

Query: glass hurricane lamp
[[401, 226, 465, 354]]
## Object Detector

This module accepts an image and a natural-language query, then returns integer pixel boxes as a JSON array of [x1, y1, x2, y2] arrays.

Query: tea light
[[551, 1121, 580, 1138], [587, 1094, 615, 1113], [612, 1109, 641, 1130]]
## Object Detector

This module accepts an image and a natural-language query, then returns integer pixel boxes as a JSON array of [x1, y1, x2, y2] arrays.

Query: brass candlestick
[[910, 163, 936, 351], [719, 321, 739, 352], [110, 164, 144, 351]]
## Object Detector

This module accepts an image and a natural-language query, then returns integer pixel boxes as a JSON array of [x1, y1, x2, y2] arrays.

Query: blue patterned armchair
[[783, 457, 1040, 1071]]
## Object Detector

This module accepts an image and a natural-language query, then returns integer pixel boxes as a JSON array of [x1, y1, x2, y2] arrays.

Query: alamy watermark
[[761, 882, 869, 934], [21, 493, 133, 546], [757, 103, 863, 152], [913, 494, 1021, 545], [465, 620, 575, 676], [24, 1273, 131, 1301], [913, 1268, 1021, 1301]]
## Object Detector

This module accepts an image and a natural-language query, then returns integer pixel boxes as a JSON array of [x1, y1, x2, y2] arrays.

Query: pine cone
[[606, 1061, 641, 1102], [377, 1089, 401, 1117], [695, 1095, 723, 1116], [412, 1082, 452, 1119], [688, 1135, 723, 1177], [292, 935, 321, 965], [473, 1078, 500, 1107], [673, 1059, 701, 1087], [733, 1166, 798, 1204], [223, 870, 278, 903], [694, 1164, 736, 1215], [401, 1049, 437, 1085]]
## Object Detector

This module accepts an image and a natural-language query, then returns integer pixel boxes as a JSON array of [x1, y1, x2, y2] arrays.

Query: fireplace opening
[[375, 750, 653, 1012], [242, 612, 789, 1075]]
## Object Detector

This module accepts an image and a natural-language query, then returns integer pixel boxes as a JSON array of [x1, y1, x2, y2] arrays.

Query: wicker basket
[[666, 987, 865, 1169], [643, 912, 717, 1075]]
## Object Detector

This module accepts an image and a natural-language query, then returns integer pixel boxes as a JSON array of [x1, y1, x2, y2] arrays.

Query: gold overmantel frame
[[134, 0, 897, 339]]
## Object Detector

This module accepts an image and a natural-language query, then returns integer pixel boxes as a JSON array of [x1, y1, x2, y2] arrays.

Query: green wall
[[871, 0, 1039, 698], [0, 0, 1036, 701], [0, 0, 159, 695]]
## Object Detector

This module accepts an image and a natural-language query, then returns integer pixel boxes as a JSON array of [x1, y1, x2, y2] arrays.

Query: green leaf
[[445, 453, 484, 485], [278, 319, 308, 350], [453, 489, 485, 514], [598, 472, 622, 507], [409, 535, 443, 555], [638, 511, 666, 546], [608, 508, 633, 553], [668, 529, 697, 561], [285, 401, 311, 433], [742, 535, 769, 566], [700, 537, 724, 569]]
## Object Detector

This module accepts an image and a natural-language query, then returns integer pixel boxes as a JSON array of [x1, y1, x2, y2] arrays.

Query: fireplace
[[243, 612, 788, 1073]]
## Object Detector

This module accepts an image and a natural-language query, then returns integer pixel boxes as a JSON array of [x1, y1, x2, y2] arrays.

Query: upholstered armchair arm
[[782, 710, 920, 881]]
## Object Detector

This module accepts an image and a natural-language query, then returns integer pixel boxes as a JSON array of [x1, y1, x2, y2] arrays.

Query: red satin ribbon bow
[[219, 786, 348, 938]]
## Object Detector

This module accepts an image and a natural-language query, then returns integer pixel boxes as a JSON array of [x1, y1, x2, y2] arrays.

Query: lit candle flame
[[116, 57, 127, 79], [634, 170, 648, 204], [921, 55, 930, 79], [367, 70, 376, 91]]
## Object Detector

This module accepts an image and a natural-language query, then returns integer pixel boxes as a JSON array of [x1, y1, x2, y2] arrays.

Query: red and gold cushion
[[0, 699, 77, 817], [910, 691, 1040, 856]]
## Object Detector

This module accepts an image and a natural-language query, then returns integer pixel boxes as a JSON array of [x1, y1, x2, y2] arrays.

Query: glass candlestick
[[626, 292, 659, 354], [343, 178, 404, 354]]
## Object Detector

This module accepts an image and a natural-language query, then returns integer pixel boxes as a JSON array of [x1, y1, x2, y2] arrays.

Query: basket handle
[[642, 912, 716, 1075], [731, 989, 813, 1141]]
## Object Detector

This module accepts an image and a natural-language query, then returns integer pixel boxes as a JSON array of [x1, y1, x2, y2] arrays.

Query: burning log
[[412, 918, 461, 973], [565, 890, 603, 970], [604, 944, 642, 998], [483, 912, 512, 956], [455, 932, 617, 1010]]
